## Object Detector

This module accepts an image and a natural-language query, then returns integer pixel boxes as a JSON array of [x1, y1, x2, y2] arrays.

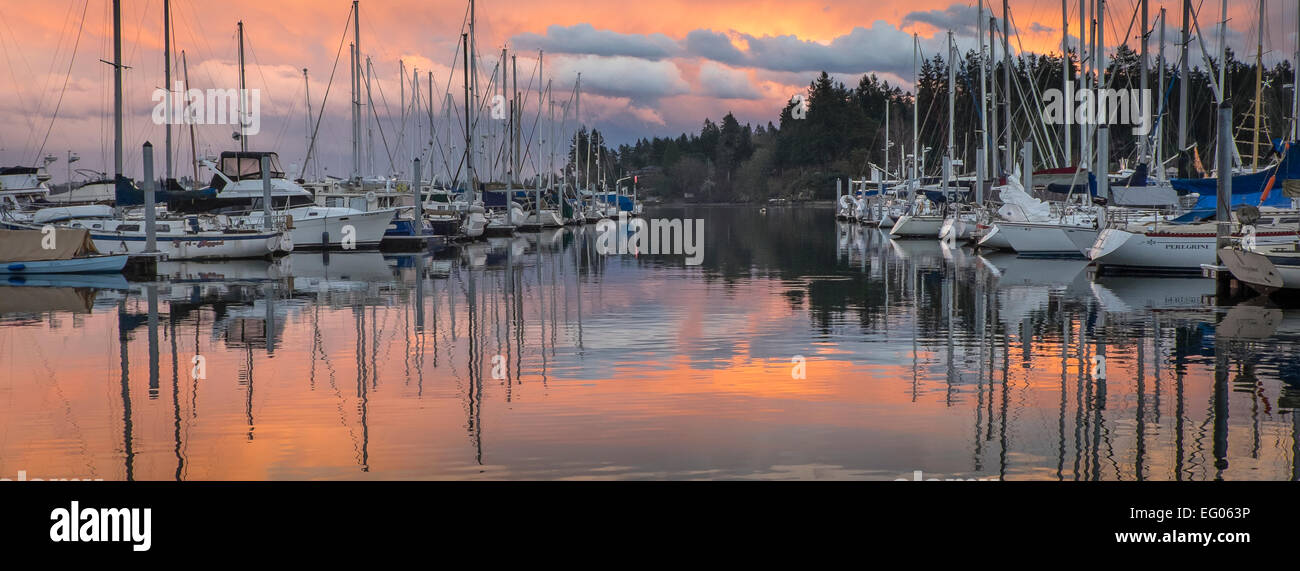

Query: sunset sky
[[0, 0, 1295, 181]]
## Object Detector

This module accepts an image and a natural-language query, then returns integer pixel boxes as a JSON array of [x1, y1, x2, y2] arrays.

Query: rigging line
[[367, 60, 400, 174], [0, 12, 40, 149], [301, 2, 355, 180], [27, 0, 78, 152], [35, 0, 91, 165], [242, 32, 282, 119], [176, 0, 220, 89]]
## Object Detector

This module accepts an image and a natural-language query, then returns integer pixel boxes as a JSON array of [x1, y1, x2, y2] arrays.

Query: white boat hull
[[90, 232, 281, 260], [283, 208, 394, 249], [998, 221, 1096, 256], [890, 214, 945, 238], [1091, 227, 1296, 271]]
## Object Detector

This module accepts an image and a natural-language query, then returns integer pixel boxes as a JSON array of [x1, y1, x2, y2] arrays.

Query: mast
[[1159, 7, 1170, 178], [164, 0, 173, 181], [1139, 0, 1149, 165], [947, 31, 956, 162], [1178, 0, 1189, 153], [979, 0, 989, 173], [513, 54, 521, 184], [1294, 0, 1300, 140], [1219, 0, 1227, 109], [912, 33, 919, 181], [1252, 0, 1264, 172], [538, 50, 544, 185], [184, 51, 199, 184], [1002, 0, 1012, 170], [1097, 0, 1104, 145], [1097, 0, 1108, 198], [400, 59, 406, 178], [946, 30, 956, 197], [884, 90, 890, 182], [352, 0, 361, 181], [1157, 8, 1167, 179], [501, 47, 508, 183], [1078, 0, 1087, 169], [462, 33, 474, 190], [303, 68, 313, 180], [238, 21, 246, 152], [1062, 0, 1071, 165], [113, 0, 123, 181], [990, 17, 999, 177], [366, 57, 374, 177]]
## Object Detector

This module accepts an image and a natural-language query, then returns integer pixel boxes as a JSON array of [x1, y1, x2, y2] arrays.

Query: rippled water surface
[[2, 206, 1298, 480]]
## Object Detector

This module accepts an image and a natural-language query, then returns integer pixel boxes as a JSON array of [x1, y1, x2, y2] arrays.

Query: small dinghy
[[0, 228, 129, 274]]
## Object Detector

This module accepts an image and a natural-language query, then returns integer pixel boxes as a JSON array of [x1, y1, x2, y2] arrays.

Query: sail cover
[[0, 229, 99, 262]]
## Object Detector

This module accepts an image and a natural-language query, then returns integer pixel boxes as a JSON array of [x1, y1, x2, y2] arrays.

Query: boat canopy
[[216, 151, 286, 183], [0, 228, 99, 262], [1171, 141, 1300, 209]]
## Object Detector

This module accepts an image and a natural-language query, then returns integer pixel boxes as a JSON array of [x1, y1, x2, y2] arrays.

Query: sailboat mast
[[1157, 8, 1166, 178], [947, 32, 956, 161], [238, 21, 246, 152], [1294, 0, 1300, 140], [352, 0, 361, 181], [1139, 0, 1149, 165], [183, 51, 199, 183], [1002, 0, 1011, 170], [164, 0, 173, 181], [1062, 0, 1071, 165], [1178, 0, 1189, 153], [303, 68, 313, 180], [113, 0, 123, 180], [912, 33, 919, 181], [1219, 0, 1227, 108], [463, 33, 473, 190], [1252, 0, 1264, 172]]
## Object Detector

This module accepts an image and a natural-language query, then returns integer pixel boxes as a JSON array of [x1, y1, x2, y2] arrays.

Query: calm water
[[2, 206, 1298, 481]]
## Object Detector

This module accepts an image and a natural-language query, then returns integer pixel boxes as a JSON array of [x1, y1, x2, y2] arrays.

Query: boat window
[[157, 224, 171, 232], [218, 152, 285, 181], [1278, 218, 1300, 225], [118, 224, 140, 232], [92, 224, 102, 229]]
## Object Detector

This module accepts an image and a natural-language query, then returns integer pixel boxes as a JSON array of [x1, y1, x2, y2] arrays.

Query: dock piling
[[142, 142, 158, 254], [1215, 101, 1234, 300]]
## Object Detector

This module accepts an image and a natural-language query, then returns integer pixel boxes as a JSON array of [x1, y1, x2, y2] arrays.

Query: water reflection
[[0, 207, 1297, 480]]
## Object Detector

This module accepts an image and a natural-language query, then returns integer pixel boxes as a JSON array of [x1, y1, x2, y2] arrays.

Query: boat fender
[[1242, 226, 1257, 252]]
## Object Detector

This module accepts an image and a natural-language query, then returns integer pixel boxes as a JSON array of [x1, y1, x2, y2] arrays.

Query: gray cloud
[[547, 55, 690, 101], [513, 23, 681, 60], [902, 5, 989, 38], [683, 30, 747, 66]]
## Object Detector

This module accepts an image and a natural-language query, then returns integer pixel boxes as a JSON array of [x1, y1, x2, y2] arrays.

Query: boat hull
[[1, 254, 130, 274], [998, 221, 1096, 256], [284, 208, 394, 250], [1092, 228, 1296, 271], [890, 215, 944, 238]]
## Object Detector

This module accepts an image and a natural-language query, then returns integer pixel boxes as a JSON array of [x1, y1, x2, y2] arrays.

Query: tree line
[[569, 47, 1296, 202]]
